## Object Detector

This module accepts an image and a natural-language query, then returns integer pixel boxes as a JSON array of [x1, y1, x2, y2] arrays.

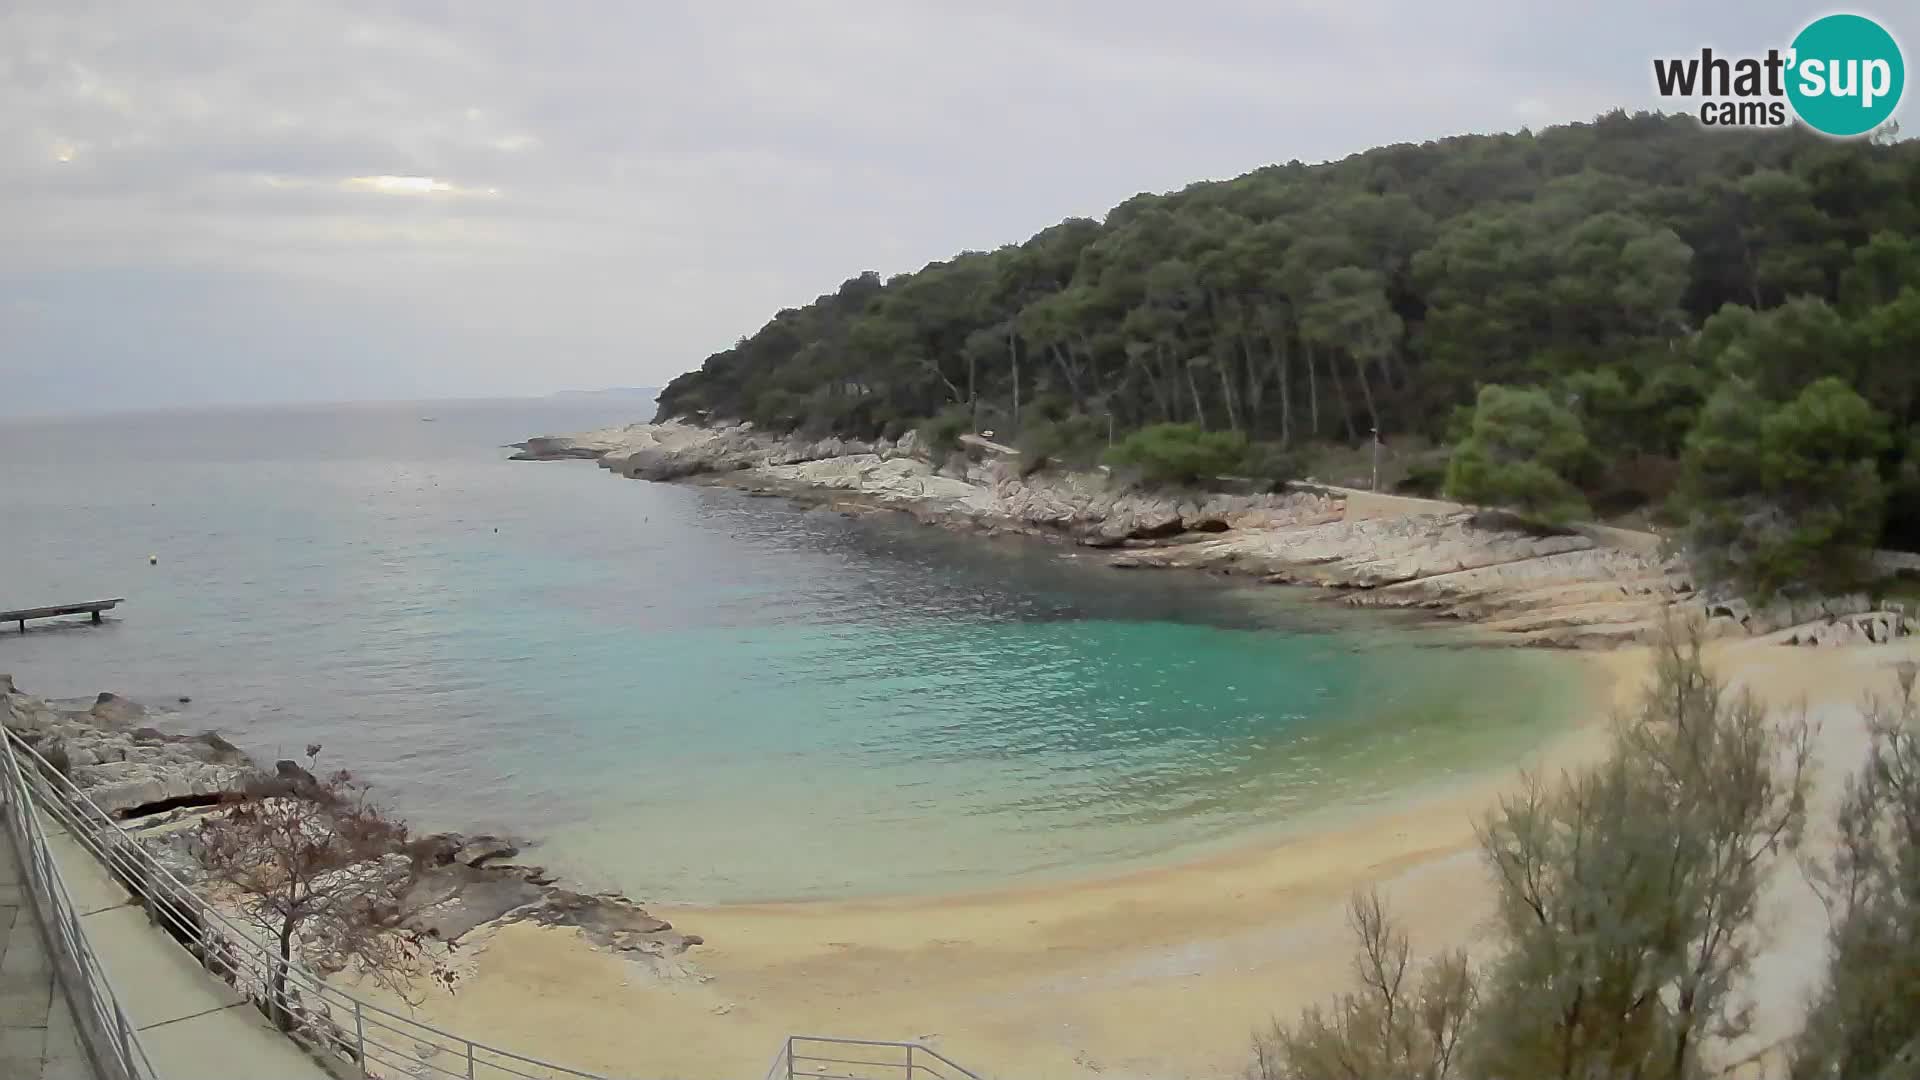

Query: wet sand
[[376, 640, 1896, 1080]]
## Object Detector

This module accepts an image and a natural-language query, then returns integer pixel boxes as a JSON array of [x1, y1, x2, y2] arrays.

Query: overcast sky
[[2, 2, 1911, 416]]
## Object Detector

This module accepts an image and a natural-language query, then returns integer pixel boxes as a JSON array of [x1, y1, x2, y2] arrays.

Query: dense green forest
[[656, 111, 1920, 598]]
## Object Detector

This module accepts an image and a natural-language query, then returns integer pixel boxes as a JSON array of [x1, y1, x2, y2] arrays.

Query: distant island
[[551, 386, 660, 401]]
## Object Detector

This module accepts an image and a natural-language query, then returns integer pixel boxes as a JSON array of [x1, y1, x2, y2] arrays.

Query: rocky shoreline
[[0, 674, 701, 973], [513, 419, 1915, 650]]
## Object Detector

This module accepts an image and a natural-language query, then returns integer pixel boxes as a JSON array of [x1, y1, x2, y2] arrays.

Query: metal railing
[[764, 1037, 983, 1080], [2, 726, 616, 1080], [3, 726, 991, 1080], [1, 724, 160, 1080]]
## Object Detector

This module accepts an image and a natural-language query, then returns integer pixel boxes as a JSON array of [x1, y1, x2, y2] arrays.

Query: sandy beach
[[348, 637, 1905, 1080], [390, 422, 1905, 1079]]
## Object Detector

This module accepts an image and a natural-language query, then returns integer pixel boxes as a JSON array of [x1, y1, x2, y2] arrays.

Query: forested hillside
[[656, 111, 1920, 598]]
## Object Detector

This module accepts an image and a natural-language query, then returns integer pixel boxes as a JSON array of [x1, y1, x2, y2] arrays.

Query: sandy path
[[375, 641, 1895, 1080]]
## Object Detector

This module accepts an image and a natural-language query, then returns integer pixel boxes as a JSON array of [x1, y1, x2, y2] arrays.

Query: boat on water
[[419, 416, 437, 422]]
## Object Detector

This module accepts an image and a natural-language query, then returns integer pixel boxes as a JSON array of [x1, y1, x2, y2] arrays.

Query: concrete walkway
[[0, 829, 91, 1080], [20, 820, 332, 1080]]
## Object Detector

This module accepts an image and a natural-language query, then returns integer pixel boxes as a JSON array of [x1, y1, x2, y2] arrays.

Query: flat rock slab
[[505, 888, 699, 955], [408, 869, 546, 943], [452, 836, 518, 868]]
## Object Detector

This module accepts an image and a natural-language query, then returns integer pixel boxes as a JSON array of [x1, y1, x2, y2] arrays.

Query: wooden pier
[[3, 599, 125, 633]]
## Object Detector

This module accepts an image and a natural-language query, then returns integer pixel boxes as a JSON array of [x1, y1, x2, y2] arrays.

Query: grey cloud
[[1, 1, 1912, 415]]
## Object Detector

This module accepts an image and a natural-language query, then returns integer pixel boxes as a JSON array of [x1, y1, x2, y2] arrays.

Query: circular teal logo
[[1787, 14, 1905, 137]]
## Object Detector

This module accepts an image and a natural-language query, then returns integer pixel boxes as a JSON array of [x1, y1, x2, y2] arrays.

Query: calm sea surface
[[0, 399, 1581, 902]]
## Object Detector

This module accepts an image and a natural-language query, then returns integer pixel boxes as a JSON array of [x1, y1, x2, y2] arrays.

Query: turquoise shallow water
[[0, 400, 1583, 901]]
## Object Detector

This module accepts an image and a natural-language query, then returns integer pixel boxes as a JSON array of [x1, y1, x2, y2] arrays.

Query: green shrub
[[915, 404, 975, 465], [1016, 415, 1107, 477], [1105, 423, 1249, 488], [1396, 455, 1450, 497], [797, 394, 905, 440], [748, 389, 807, 432], [1239, 441, 1310, 492], [1027, 392, 1075, 424], [1444, 384, 1592, 526], [1680, 376, 1889, 601]]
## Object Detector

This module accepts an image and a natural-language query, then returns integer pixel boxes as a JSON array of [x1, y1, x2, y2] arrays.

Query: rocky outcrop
[[404, 865, 549, 942], [511, 420, 882, 481], [1769, 609, 1920, 647], [513, 418, 1914, 651], [453, 834, 519, 867], [505, 889, 703, 970], [4, 688, 251, 814], [1098, 510, 1682, 646], [506, 436, 606, 461], [751, 454, 987, 507], [0, 679, 701, 963]]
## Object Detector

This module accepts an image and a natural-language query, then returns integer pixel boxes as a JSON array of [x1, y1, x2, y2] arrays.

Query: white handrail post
[[10, 725, 719, 1080], [129, 834, 157, 927], [118, 1003, 134, 1072]]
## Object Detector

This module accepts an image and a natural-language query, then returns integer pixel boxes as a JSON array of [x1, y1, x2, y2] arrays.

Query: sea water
[[0, 399, 1581, 901]]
